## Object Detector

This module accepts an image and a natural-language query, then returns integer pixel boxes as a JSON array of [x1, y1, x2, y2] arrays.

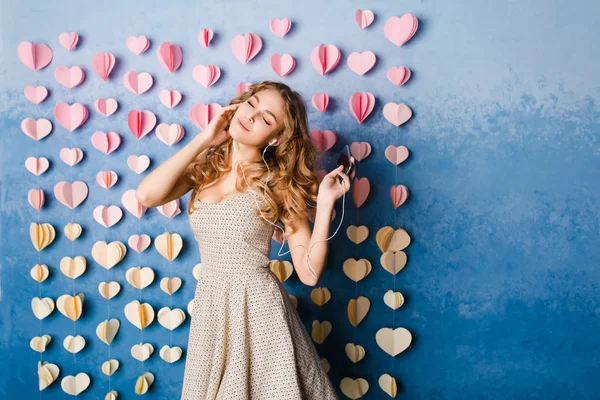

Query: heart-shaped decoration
[[160, 277, 182, 295], [231, 33, 262, 64], [380, 251, 407, 275], [157, 199, 181, 219], [376, 227, 411, 252], [101, 359, 119, 376], [376, 327, 412, 356], [126, 155, 151, 175], [135, 372, 155, 395], [310, 129, 337, 152], [270, 18, 291, 38], [57, 293, 84, 321], [347, 225, 369, 244], [311, 320, 332, 344], [155, 232, 183, 261], [38, 361, 60, 390], [387, 66, 411, 86], [379, 374, 398, 397], [340, 377, 369, 399], [31, 297, 55, 320], [343, 258, 370, 282], [391, 185, 410, 208], [352, 177, 370, 208], [311, 44, 341, 75], [350, 142, 371, 161], [236, 82, 252, 96], [93, 205, 123, 228], [355, 9, 375, 29], [24, 85, 48, 104], [270, 53, 296, 77], [21, 118, 52, 140], [383, 102, 413, 126], [158, 307, 186, 330], [345, 343, 366, 363], [157, 42, 182, 73], [131, 343, 154, 362], [25, 156, 49, 176], [91, 131, 121, 154], [63, 334, 86, 354], [190, 102, 222, 129], [192, 263, 203, 280], [58, 32, 79, 50], [126, 266, 155, 290], [91, 240, 127, 269], [30, 334, 52, 352], [92, 52, 115, 81], [28, 189, 44, 210], [347, 51, 376, 76], [30, 264, 49, 283], [54, 181, 88, 209], [349, 92, 375, 124], [311, 93, 329, 112], [30, 222, 55, 251], [53, 102, 88, 132], [198, 28, 214, 48], [385, 145, 409, 165], [348, 296, 370, 326], [64, 222, 82, 241], [126, 35, 150, 55], [384, 14, 418, 47], [160, 345, 183, 363], [59, 255, 86, 279], [59, 147, 84, 166], [310, 287, 331, 306], [98, 281, 121, 300], [123, 71, 153, 95], [155, 123, 185, 146], [384, 290, 405, 310], [96, 170, 118, 189], [61, 372, 90, 395], [95, 98, 118, 116], [192, 64, 221, 88], [17, 41, 52, 71], [128, 234, 151, 253], [54, 65, 85, 88], [125, 300, 155, 330], [268, 260, 294, 282], [96, 318, 120, 345], [128, 110, 156, 139], [159, 89, 182, 108]]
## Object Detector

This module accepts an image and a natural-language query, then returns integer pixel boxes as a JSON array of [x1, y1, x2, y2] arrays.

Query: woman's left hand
[[317, 157, 354, 207]]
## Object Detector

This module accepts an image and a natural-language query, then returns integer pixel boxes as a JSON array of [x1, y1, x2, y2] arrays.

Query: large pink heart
[[157, 42, 182, 73], [384, 14, 418, 47], [92, 52, 115, 81], [91, 131, 121, 155], [53, 102, 88, 132], [383, 102, 412, 127], [24, 85, 48, 104], [270, 54, 296, 77], [347, 51, 376, 76], [231, 33, 262, 64], [54, 66, 85, 88], [192, 65, 221, 88], [122, 189, 147, 218], [93, 205, 123, 228], [126, 35, 150, 55], [95, 98, 118, 117], [190, 103, 222, 129], [127, 110, 156, 139], [21, 118, 52, 140], [54, 181, 88, 209], [311, 44, 341, 75], [352, 178, 370, 208], [349, 92, 375, 124], [123, 72, 153, 95], [310, 130, 337, 152], [17, 42, 53, 71]]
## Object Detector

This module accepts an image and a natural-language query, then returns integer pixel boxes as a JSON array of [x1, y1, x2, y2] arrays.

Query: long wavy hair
[[185, 80, 320, 235]]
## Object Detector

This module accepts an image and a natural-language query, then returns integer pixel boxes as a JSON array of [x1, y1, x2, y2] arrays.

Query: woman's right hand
[[202, 103, 241, 148]]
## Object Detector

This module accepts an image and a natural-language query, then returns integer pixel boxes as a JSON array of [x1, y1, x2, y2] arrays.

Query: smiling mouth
[[237, 118, 250, 131]]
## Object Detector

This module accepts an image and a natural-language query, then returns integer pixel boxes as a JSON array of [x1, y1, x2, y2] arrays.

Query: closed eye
[[247, 100, 271, 126]]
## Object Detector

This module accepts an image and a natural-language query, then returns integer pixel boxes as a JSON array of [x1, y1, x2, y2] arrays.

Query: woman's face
[[230, 88, 286, 148]]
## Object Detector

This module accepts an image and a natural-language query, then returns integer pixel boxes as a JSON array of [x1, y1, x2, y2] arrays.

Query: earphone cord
[[238, 143, 346, 280]]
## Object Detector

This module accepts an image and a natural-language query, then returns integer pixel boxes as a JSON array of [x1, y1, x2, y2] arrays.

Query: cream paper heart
[[379, 373, 398, 397], [135, 371, 155, 395], [32, 297, 55, 320], [30, 222, 55, 251], [310, 287, 331, 306], [192, 263, 202, 280], [154, 232, 183, 261], [63, 334, 86, 354], [311, 320, 332, 344], [342, 258, 370, 282], [30, 263, 49, 283], [92, 240, 127, 269], [59, 255, 87, 279], [61, 372, 90, 396], [384, 290, 405, 310], [376, 227, 411, 252], [160, 345, 183, 363], [57, 293, 85, 321], [30, 334, 52, 352], [131, 342, 154, 362], [347, 225, 369, 244], [348, 296, 370, 326], [340, 377, 369, 399], [105, 389, 118, 400], [101, 359, 119, 376], [124, 300, 154, 329], [187, 298, 195, 317], [345, 343, 366, 363], [126, 266, 155, 289], [376, 327, 412, 356], [96, 318, 120, 345], [160, 277, 182, 295], [269, 260, 294, 282], [380, 251, 407, 275], [98, 281, 121, 299], [64, 222, 82, 241], [158, 307, 186, 330], [38, 361, 60, 390]]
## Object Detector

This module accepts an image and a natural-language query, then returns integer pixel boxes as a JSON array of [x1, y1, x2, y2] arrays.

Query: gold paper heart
[[376, 227, 411, 252], [347, 225, 369, 244], [311, 320, 332, 344], [269, 260, 294, 282], [380, 251, 407, 275], [343, 258, 369, 282], [340, 377, 369, 399], [310, 287, 332, 306], [348, 296, 370, 326]]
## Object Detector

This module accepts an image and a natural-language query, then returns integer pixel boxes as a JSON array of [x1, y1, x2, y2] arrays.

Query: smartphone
[[336, 145, 355, 183]]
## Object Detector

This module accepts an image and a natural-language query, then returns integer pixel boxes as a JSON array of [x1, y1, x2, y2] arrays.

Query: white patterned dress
[[181, 190, 338, 399]]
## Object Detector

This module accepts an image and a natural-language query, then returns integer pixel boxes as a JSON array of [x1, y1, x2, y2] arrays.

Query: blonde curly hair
[[185, 80, 320, 235]]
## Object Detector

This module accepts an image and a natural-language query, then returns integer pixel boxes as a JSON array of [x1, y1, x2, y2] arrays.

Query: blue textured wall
[[1, 0, 599, 399]]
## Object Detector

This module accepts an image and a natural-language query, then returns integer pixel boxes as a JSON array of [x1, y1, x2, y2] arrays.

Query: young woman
[[136, 80, 351, 399]]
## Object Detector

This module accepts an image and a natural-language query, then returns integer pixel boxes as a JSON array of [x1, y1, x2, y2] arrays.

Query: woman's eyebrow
[[252, 95, 278, 123]]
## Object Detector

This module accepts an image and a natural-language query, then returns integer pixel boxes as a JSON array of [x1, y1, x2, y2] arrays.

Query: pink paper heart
[[384, 145, 410, 165], [59, 148, 84, 166], [350, 142, 371, 161], [24, 85, 48, 104], [17, 42, 53, 71], [54, 181, 88, 209], [53, 102, 88, 132], [54, 65, 85, 88], [157, 42, 182, 73], [123, 71, 153, 95], [347, 51, 376, 76], [25, 157, 49, 176], [270, 53, 296, 77], [387, 66, 411, 86], [58, 32, 79, 50], [349, 92, 375, 124], [310, 130, 337, 152], [390, 185, 410, 208], [21, 118, 52, 140], [127, 155, 150, 174], [231, 33, 262, 64], [311, 44, 341, 75], [352, 177, 370, 208], [92, 52, 115, 81], [270, 18, 291, 38], [91, 131, 121, 155], [155, 123, 184, 146], [28, 189, 45, 211], [96, 170, 118, 189], [198, 29, 214, 48], [383, 102, 413, 127], [384, 14, 418, 47], [190, 103, 222, 129], [127, 110, 156, 139], [236, 82, 252, 96], [157, 199, 181, 219], [95, 98, 118, 117], [126, 35, 150, 55], [128, 234, 151, 253], [192, 64, 221, 88], [355, 9, 375, 29], [93, 205, 123, 228], [312, 93, 329, 113], [159, 90, 182, 108], [122, 189, 147, 218]]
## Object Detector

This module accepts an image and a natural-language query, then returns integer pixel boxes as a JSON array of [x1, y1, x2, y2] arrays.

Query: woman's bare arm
[[135, 135, 211, 208]]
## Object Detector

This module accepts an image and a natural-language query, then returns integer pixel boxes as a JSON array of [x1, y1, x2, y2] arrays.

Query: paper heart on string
[[231, 33, 262, 64], [190, 102, 222, 129], [91, 240, 127, 269], [102, 360, 119, 376], [310, 287, 331, 306], [311, 44, 341, 75], [64, 222, 82, 241], [59, 147, 83, 166], [347, 225, 369, 244], [38, 361, 60, 391], [95, 98, 118, 117], [96, 318, 120, 345], [384, 290, 405, 310], [131, 343, 154, 362], [193, 64, 221, 88], [53, 102, 88, 132], [390, 185, 410, 208], [157, 307, 186, 330], [17, 41, 52, 71], [25, 157, 49, 176], [135, 372, 155, 395], [269, 260, 294, 282], [380, 250, 407, 275], [96, 170, 118, 189], [311, 93, 329, 113], [125, 300, 155, 330], [30, 222, 55, 251], [387, 66, 411, 86], [93, 205, 123, 228], [157, 199, 181, 219], [31, 334, 52, 353], [348, 296, 370, 326], [157, 42, 182, 72], [123, 71, 153, 95], [311, 320, 332, 344], [385, 145, 410, 165], [59, 255, 86, 279], [155, 123, 185, 146], [31, 296, 55, 319], [376, 327, 412, 356], [91, 131, 121, 155], [159, 89, 182, 108], [24, 85, 48, 104], [28, 189, 44, 210], [376, 226, 411, 252], [160, 345, 183, 363], [198, 28, 214, 48], [379, 374, 398, 397], [192, 263, 202, 280], [350, 142, 371, 161], [92, 52, 115, 81], [345, 343, 366, 363], [128, 109, 156, 139], [340, 377, 369, 399], [236, 82, 252, 96], [30, 264, 50, 283], [54, 65, 85, 88], [126, 35, 150, 55], [98, 281, 121, 300], [155, 232, 183, 261], [128, 234, 151, 253], [126, 266, 155, 289], [122, 189, 148, 218], [58, 32, 79, 50], [349, 92, 375, 124], [383, 102, 413, 126], [21, 118, 52, 140], [310, 129, 337, 152], [57, 293, 84, 321], [352, 177, 370, 207], [355, 9, 375, 29], [160, 277, 182, 295], [270, 18, 291, 38], [342, 258, 371, 282], [54, 181, 88, 209], [270, 53, 296, 77], [384, 14, 418, 47], [347, 51, 376, 76], [61, 372, 90, 395], [127, 155, 150, 174]]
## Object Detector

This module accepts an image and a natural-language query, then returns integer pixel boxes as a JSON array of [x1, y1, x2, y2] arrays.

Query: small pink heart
[[270, 53, 296, 77], [123, 71, 153, 95], [159, 90, 182, 108], [231, 33, 263, 64], [127, 155, 150, 174], [383, 102, 412, 127], [390, 185, 409, 208], [95, 98, 118, 117], [270, 18, 291, 38], [93, 205, 123, 228], [92, 52, 116, 81], [347, 51, 376, 76], [128, 234, 151, 253], [54, 65, 85, 88], [312, 93, 329, 113], [311, 44, 341, 75], [59, 148, 84, 166], [20, 118, 52, 140], [157, 42, 182, 73], [25, 157, 49, 176], [91, 131, 121, 155], [126, 35, 150, 55], [96, 171, 118, 189], [310, 130, 337, 152], [128, 110, 156, 139], [352, 177, 370, 208], [122, 189, 147, 218], [350, 142, 371, 161], [190, 103, 222, 129], [24, 85, 48, 104], [198, 29, 214, 48], [192, 64, 221, 88], [58, 32, 79, 50], [236, 82, 252, 96], [157, 199, 181, 219], [349, 92, 375, 124], [54, 181, 88, 209], [384, 14, 418, 47], [17, 42, 52, 71], [155, 123, 185, 146], [384, 145, 410, 165], [387, 66, 411, 86], [28, 189, 45, 210], [53, 102, 88, 132], [355, 9, 375, 29]]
